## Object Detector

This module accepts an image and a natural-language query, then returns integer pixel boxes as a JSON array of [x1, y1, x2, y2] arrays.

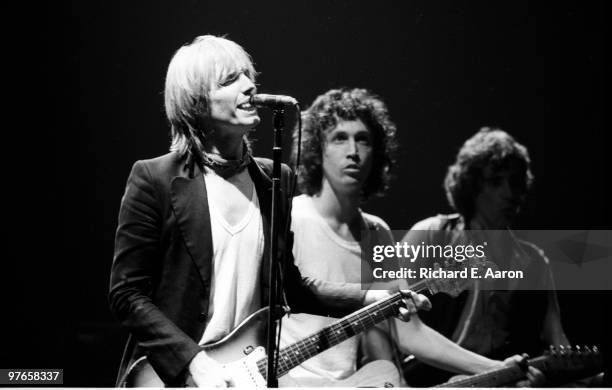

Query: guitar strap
[[362, 216, 408, 386]]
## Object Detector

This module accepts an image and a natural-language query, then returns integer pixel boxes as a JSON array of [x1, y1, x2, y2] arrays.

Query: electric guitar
[[120, 258, 489, 387], [278, 359, 400, 388], [437, 345, 603, 387]]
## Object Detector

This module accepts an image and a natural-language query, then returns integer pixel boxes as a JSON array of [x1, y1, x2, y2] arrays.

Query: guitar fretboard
[[437, 356, 547, 387], [257, 279, 430, 379], [437, 349, 602, 387]]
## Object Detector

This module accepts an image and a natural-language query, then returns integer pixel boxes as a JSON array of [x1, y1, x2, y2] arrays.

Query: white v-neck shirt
[[199, 169, 264, 344]]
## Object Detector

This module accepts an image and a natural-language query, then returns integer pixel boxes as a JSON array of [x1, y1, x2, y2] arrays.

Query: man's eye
[[357, 136, 372, 145], [332, 134, 347, 142], [220, 73, 239, 86], [244, 70, 257, 81]]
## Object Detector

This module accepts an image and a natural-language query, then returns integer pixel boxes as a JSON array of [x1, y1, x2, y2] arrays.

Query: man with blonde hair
[[109, 35, 427, 387]]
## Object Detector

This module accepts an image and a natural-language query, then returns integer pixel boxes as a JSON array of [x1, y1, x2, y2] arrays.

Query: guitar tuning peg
[[584, 346, 592, 353], [592, 346, 599, 353], [559, 345, 566, 355], [575, 345, 582, 354]]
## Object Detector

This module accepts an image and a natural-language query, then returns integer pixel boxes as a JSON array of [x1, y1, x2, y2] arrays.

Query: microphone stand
[[266, 107, 284, 388]]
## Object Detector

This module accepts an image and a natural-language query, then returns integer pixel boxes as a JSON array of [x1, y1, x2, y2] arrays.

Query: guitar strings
[[256, 291, 408, 377]]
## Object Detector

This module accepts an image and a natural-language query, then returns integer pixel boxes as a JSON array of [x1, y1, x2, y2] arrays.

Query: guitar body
[[121, 306, 402, 388], [278, 360, 400, 387], [121, 307, 269, 387], [120, 271, 479, 388]]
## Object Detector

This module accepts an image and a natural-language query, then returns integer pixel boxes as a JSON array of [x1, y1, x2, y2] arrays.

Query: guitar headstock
[[540, 345, 602, 378], [546, 344, 600, 357]]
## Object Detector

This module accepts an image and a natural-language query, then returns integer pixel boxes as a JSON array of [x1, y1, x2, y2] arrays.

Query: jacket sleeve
[[109, 161, 200, 384]]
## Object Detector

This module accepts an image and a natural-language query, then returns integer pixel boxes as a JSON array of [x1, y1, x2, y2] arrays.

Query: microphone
[[250, 94, 298, 108]]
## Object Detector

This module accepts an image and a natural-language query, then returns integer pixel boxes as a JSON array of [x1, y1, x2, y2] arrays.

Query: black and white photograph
[[5, 1, 608, 387]]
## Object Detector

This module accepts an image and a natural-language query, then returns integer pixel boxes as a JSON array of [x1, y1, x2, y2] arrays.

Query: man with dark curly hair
[[279, 94, 528, 387], [294, 88, 398, 200], [401, 127, 569, 386]]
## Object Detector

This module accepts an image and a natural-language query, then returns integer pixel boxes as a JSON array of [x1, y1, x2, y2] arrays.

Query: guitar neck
[[258, 279, 430, 378], [437, 356, 548, 387], [437, 350, 602, 388]]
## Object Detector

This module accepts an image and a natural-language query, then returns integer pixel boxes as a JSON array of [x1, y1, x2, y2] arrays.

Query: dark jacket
[[109, 152, 365, 385]]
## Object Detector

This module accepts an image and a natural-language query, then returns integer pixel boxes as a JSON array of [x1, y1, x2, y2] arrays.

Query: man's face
[[321, 119, 374, 196], [206, 70, 260, 135], [474, 160, 528, 228]]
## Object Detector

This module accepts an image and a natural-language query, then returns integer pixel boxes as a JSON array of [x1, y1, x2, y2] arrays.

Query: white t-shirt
[[279, 195, 393, 384], [199, 169, 264, 344]]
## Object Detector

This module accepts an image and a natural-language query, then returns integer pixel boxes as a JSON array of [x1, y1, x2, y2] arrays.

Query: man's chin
[[245, 117, 261, 128], [336, 179, 363, 195]]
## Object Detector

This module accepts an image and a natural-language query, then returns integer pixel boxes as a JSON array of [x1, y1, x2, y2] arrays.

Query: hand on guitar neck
[[440, 345, 603, 388], [446, 354, 546, 387], [364, 285, 432, 321], [502, 354, 546, 387]]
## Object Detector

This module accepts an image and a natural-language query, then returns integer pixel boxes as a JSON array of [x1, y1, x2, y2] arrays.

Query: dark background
[[7, 0, 608, 386]]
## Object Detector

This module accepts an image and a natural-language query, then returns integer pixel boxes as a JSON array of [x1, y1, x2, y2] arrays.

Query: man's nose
[[347, 138, 360, 160], [239, 73, 256, 95]]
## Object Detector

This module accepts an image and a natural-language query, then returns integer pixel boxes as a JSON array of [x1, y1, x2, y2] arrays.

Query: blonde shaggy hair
[[164, 35, 257, 159]]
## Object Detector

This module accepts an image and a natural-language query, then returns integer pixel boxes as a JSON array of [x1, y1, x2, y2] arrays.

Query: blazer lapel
[[170, 165, 213, 288]]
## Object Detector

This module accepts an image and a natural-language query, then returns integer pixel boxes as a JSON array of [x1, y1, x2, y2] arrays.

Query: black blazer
[[109, 152, 366, 385]]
